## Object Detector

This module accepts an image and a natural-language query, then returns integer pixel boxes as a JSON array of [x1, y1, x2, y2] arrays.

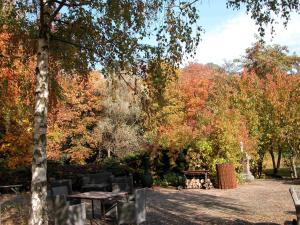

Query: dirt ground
[[0, 179, 298, 225], [147, 179, 298, 225]]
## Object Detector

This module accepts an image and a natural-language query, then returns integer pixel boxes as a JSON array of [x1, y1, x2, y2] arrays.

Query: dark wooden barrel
[[216, 163, 237, 189]]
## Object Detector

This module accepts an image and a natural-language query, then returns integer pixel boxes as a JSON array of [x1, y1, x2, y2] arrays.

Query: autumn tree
[[237, 42, 300, 175], [146, 64, 217, 169], [264, 73, 300, 177], [242, 42, 300, 77], [0, 31, 35, 168], [47, 72, 104, 164], [1, 0, 203, 223], [205, 74, 257, 172]]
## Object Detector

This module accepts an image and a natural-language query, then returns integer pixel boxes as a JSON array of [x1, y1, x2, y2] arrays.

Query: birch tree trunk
[[30, 36, 49, 225], [30, 1, 50, 224]]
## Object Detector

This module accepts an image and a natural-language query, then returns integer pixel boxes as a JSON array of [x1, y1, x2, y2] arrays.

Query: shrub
[[153, 172, 185, 187]]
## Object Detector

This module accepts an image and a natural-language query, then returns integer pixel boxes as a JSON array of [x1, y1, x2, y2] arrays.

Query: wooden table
[[68, 191, 128, 224], [0, 184, 23, 194]]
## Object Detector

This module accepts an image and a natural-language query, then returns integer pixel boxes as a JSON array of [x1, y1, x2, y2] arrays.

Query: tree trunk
[[276, 148, 282, 171], [269, 150, 277, 174], [29, 1, 51, 223], [291, 155, 298, 179], [29, 36, 49, 225], [257, 153, 264, 178]]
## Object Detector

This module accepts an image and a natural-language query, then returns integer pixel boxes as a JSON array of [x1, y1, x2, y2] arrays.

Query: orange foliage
[[150, 64, 216, 160], [47, 72, 104, 164], [0, 31, 35, 168], [179, 64, 214, 127]]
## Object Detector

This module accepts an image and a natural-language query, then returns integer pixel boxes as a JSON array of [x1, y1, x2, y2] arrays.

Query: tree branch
[[118, 72, 137, 93], [53, 0, 91, 7], [51, 36, 83, 48], [50, 36, 96, 53], [50, 0, 66, 23], [53, 18, 70, 25]]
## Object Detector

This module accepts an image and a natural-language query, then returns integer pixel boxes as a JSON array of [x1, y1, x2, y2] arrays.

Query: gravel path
[[146, 179, 297, 225]]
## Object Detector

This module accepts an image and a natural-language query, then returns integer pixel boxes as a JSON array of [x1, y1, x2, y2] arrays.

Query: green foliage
[[242, 42, 300, 77], [101, 157, 125, 176], [8, 0, 202, 81], [153, 172, 185, 187], [185, 139, 212, 170], [102, 152, 146, 180]]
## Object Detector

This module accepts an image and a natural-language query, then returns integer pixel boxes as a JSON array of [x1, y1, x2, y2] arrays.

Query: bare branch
[[53, 18, 70, 25], [51, 36, 83, 48], [119, 72, 137, 93], [49, 0, 66, 23], [53, 0, 91, 7], [50, 36, 95, 53]]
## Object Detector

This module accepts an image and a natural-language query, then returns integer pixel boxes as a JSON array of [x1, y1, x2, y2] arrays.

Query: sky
[[187, 0, 300, 66]]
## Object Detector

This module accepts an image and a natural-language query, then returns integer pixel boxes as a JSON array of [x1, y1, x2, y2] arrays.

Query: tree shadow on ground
[[148, 189, 249, 215], [280, 179, 300, 185], [147, 205, 283, 225], [146, 188, 287, 225], [0, 193, 30, 225]]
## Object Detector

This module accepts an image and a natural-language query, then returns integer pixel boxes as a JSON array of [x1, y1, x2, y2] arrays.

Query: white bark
[[29, 36, 49, 225], [29, 1, 53, 223]]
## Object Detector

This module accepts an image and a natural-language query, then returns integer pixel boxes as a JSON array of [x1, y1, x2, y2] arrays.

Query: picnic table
[[68, 191, 128, 223], [0, 184, 22, 194]]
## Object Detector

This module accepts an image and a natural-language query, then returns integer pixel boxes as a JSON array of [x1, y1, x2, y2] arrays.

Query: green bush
[[153, 178, 169, 187], [101, 157, 128, 176], [153, 172, 185, 187]]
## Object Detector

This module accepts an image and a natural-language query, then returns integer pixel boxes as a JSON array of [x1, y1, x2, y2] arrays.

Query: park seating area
[[46, 173, 146, 225], [1, 179, 300, 225]]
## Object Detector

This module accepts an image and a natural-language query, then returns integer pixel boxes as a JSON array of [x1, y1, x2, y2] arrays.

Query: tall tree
[[238, 42, 300, 175], [1, 0, 202, 224]]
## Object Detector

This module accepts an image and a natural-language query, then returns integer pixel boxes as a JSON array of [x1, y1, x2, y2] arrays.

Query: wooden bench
[[81, 172, 113, 192], [0, 184, 23, 194], [289, 187, 300, 225]]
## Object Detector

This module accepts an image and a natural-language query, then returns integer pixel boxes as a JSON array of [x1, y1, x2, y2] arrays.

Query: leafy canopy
[[1, 0, 202, 78]]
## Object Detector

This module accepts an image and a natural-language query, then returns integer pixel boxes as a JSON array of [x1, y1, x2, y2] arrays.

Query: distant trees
[[98, 74, 144, 158], [146, 42, 300, 179], [47, 72, 144, 163], [242, 42, 300, 77]]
